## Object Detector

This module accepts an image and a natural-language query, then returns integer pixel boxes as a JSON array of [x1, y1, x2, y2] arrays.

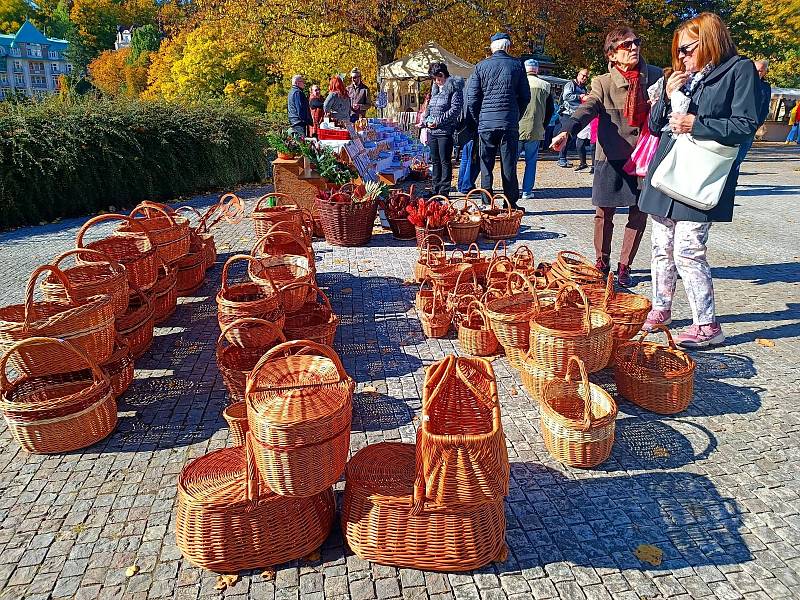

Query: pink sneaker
[[642, 309, 672, 332], [676, 323, 725, 349]]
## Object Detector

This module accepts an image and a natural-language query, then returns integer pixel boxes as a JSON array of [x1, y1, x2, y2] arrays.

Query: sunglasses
[[677, 41, 699, 57], [615, 38, 642, 51]]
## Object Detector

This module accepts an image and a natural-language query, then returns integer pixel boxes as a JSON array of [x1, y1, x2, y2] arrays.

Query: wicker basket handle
[[511, 245, 535, 266], [563, 355, 594, 429], [221, 254, 275, 292], [448, 196, 482, 215], [253, 192, 293, 212], [449, 248, 465, 263], [76, 213, 154, 251], [465, 299, 489, 328], [0, 336, 108, 390], [217, 317, 286, 348], [555, 283, 592, 333], [420, 234, 445, 252], [452, 264, 478, 290], [130, 280, 153, 310], [175, 206, 204, 227], [130, 203, 177, 225], [485, 255, 512, 280], [422, 286, 446, 320], [217, 193, 245, 225], [506, 271, 540, 309], [464, 188, 492, 206], [465, 243, 482, 260], [244, 433, 262, 501], [601, 271, 615, 308], [51, 248, 124, 275], [278, 281, 332, 313], [251, 230, 312, 263], [557, 249, 593, 268], [24, 264, 75, 327], [628, 324, 686, 368], [252, 339, 349, 383], [488, 194, 513, 215]]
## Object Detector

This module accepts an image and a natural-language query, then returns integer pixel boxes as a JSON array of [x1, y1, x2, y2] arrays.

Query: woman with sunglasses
[[638, 13, 760, 348], [551, 26, 662, 287]]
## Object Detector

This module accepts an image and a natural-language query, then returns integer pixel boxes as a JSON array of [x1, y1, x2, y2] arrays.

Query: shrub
[[0, 97, 286, 229]]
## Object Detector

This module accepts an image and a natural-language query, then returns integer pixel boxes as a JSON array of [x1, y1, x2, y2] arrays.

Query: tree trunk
[[375, 31, 401, 69]]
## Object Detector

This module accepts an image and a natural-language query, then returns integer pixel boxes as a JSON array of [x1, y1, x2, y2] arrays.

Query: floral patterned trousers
[[650, 215, 716, 325]]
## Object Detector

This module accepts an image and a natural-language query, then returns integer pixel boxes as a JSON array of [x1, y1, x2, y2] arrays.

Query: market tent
[[378, 41, 474, 119]]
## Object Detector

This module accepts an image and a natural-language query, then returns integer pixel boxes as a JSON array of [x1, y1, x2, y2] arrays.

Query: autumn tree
[[0, 0, 33, 33]]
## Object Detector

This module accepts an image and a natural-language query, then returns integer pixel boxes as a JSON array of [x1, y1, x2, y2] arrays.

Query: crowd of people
[[287, 68, 372, 137], [286, 12, 776, 349]]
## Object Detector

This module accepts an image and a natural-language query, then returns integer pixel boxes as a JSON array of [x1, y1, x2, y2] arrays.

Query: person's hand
[[580, 94, 588, 101], [665, 71, 691, 97], [669, 113, 695, 134], [550, 131, 569, 151]]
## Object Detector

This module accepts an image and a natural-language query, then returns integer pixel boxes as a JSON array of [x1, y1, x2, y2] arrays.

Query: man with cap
[[466, 32, 531, 210], [518, 59, 554, 200], [347, 68, 372, 121]]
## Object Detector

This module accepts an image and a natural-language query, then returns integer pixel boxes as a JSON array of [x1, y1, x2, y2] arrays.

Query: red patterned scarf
[[617, 66, 648, 128]]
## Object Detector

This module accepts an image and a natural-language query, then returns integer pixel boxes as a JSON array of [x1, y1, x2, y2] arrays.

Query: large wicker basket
[[281, 282, 340, 347], [480, 194, 523, 240], [315, 197, 378, 247], [176, 435, 335, 572], [550, 250, 605, 287], [246, 340, 354, 497], [0, 337, 117, 454], [151, 262, 178, 324], [116, 285, 155, 360], [251, 193, 306, 239], [614, 325, 695, 415], [42, 248, 129, 318], [124, 203, 191, 265], [447, 196, 482, 245], [541, 356, 617, 468], [100, 336, 134, 399], [341, 442, 507, 571], [0, 265, 116, 378], [175, 233, 207, 296], [417, 356, 509, 509]]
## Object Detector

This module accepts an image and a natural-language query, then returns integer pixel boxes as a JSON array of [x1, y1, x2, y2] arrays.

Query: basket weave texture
[[281, 283, 339, 347], [116, 285, 155, 360], [480, 194, 522, 240], [315, 197, 378, 247], [124, 203, 191, 265]]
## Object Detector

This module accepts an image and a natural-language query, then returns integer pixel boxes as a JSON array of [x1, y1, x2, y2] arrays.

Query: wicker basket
[[252, 229, 315, 279], [447, 197, 482, 245], [420, 288, 450, 339], [99, 336, 134, 399], [223, 401, 250, 446], [541, 356, 617, 468], [485, 255, 515, 292], [614, 325, 696, 414], [584, 272, 652, 341], [446, 266, 483, 327], [341, 442, 507, 571], [388, 216, 416, 240], [551, 250, 605, 287], [251, 193, 305, 239], [176, 206, 217, 271], [528, 284, 613, 375], [0, 265, 116, 378], [151, 262, 178, 324], [116, 285, 155, 360], [246, 340, 354, 498], [248, 248, 313, 314], [316, 196, 378, 247], [458, 301, 499, 357], [484, 271, 542, 352], [462, 243, 489, 285], [42, 248, 129, 318], [510, 245, 536, 279], [281, 283, 339, 346], [414, 235, 446, 283], [217, 255, 283, 346], [518, 354, 559, 402], [0, 337, 118, 454], [124, 203, 191, 265], [175, 233, 206, 296], [480, 194, 523, 240], [76, 213, 159, 292], [217, 319, 286, 405], [417, 355, 509, 508], [175, 436, 335, 572], [415, 226, 447, 248]]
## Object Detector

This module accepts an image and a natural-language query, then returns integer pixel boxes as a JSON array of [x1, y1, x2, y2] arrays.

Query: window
[[15, 74, 24, 86], [30, 62, 44, 74], [31, 75, 46, 87], [10, 47, 20, 57], [28, 44, 42, 58], [48, 50, 58, 60], [13, 60, 22, 72], [0, 73, 8, 85], [0, 47, 6, 56], [66, 64, 73, 73], [50, 63, 59, 73]]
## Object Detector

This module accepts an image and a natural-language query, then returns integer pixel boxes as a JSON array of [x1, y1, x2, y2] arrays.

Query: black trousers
[[479, 129, 520, 207], [577, 138, 594, 167], [429, 135, 454, 196]]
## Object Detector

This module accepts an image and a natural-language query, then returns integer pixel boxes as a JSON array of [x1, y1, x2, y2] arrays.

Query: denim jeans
[[519, 139, 540, 195], [786, 124, 800, 144], [457, 139, 481, 194]]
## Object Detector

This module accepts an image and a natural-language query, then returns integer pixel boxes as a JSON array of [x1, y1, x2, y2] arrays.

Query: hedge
[[0, 98, 284, 229]]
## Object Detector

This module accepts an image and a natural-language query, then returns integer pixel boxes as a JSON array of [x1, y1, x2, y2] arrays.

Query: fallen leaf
[[72, 523, 87, 534], [239, 237, 251, 242], [635, 544, 663, 566], [362, 385, 377, 394], [341, 287, 352, 294], [214, 577, 227, 590], [222, 574, 239, 587], [510, 386, 518, 396], [218, 244, 231, 250], [756, 338, 775, 347], [652, 446, 670, 458], [382, 348, 392, 355], [333, 259, 347, 265], [125, 565, 140, 577], [261, 569, 276, 580], [303, 550, 321, 562]]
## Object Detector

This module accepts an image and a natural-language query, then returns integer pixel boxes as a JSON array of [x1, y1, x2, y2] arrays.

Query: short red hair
[[672, 12, 737, 72], [329, 76, 347, 97]]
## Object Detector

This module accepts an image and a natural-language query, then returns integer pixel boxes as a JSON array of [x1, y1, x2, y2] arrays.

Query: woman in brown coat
[[551, 26, 662, 286]]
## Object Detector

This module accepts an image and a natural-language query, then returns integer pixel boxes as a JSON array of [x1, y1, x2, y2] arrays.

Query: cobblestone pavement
[[0, 144, 799, 600]]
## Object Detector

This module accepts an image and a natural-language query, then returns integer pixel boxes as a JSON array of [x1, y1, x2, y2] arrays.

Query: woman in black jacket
[[423, 62, 464, 196], [639, 12, 760, 348]]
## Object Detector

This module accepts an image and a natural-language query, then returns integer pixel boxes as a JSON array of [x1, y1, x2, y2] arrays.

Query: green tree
[[129, 23, 160, 61], [0, 0, 33, 33]]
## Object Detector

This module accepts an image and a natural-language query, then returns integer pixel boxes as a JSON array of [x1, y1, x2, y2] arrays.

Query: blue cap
[[524, 59, 539, 70], [490, 32, 511, 42]]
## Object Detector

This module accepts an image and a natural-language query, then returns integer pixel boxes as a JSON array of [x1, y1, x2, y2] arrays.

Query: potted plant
[[406, 196, 454, 247], [266, 133, 303, 160]]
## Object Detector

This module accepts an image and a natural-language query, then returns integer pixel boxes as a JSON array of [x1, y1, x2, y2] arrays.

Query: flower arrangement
[[406, 197, 454, 229], [315, 181, 388, 204]]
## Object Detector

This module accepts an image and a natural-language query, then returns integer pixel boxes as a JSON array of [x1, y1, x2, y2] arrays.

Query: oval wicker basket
[[550, 250, 605, 287], [447, 196, 482, 245], [76, 213, 159, 292], [124, 203, 191, 265], [480, 194, 523, 240], [251, 193, 305, 239], [116, 285, 155, 360], [281, 282, 340, 347], [246, 340, 354, 498], [151, 262, 178, 324], [248, 239, 314, 314], [484, 271, 542, 352], [541, 356, 617, 468], [414, 235, 446, 282], [175, 233, 206, 296], [316, 196, 378, 247], [223, 401, 250, 446], [584, 272, 652, 341], [0, 337, 117, 454], [99, 336, 134, 399], [458, 301, 498, 357], [420, 288, 450, 339], [528, 284, 614, 375], [175, 436, 335, 572], [613, 325, 696, 414], [42, 248, 129, 319], [0, 265, 116, 378]]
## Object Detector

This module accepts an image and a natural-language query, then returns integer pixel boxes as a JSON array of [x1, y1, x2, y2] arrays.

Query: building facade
[[0, 21, 73, 100]]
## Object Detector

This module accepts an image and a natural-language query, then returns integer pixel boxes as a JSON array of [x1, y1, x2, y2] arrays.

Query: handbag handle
[[0, 336, 109, 391], [562, 355, 594, 430], [220, 254, 276, 293], [217, 317, 286, 349], [76, 213, 155, 252], [24, 265, 75, 328], [253, 192, 294, 212], [247, 340, 350, 392], [554, 282, 592, 333]]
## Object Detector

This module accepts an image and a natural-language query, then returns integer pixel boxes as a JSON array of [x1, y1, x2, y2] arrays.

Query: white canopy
[[379, 41, 474, 81]]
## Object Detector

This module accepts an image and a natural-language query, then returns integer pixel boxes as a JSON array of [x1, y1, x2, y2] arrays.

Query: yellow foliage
[[89, 47, 149, 97]]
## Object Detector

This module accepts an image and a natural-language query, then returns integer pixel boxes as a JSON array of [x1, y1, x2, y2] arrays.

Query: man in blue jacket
[[467, 33, 531, 210], [287, 74, 312, 138]]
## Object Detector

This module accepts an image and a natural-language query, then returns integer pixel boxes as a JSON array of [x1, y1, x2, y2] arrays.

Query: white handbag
[[651, 133, 739, 210]]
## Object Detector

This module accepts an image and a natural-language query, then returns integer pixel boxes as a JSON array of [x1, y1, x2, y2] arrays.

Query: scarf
[[617, 65, 649, 128], [684, 62, 715, 94]]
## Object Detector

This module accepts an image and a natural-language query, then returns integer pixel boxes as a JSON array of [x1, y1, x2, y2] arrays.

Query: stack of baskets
[[341, 355, 509, 570], [176, 340, 352, 571]]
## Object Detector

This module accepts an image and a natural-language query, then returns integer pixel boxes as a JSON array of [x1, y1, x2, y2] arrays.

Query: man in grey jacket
[[518, 59, 553, 200], [467, 32, 531, 209], [556, 68, 588, 167]]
